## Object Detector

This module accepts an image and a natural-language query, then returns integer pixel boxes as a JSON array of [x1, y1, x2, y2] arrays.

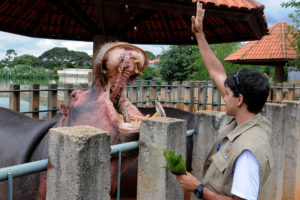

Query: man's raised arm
[[192, 2, 227, 97]]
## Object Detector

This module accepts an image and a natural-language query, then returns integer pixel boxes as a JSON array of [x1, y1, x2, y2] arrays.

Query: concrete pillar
[[137, 117, 186, 200], [260, 103, 287, 200], [191, 110, 228, 200], [46, 126, 111, 200], [282, 101, 300, 200]]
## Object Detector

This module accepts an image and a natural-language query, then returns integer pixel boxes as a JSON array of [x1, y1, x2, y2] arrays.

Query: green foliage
[[5, 49, 17, 62], [39, 47, 92, 69], [12, 54, 41, 67], [145, 51, 156, 60], [0, 64, 54, 79], [163, 149, 187, 175], [159, 45, 198, 82], [138, 66, 160, 80], [281, 0, 300, 68]]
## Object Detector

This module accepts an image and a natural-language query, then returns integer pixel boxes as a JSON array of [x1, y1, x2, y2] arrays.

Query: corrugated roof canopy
[[0, 0, 268, 45]]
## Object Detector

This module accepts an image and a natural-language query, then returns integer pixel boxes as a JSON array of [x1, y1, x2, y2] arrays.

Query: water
[[0, 97, 48, 118], [0, 77, 58, 86]]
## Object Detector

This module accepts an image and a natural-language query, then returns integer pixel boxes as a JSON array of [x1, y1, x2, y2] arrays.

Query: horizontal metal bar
[[187, 129, 194, 137], [111, 141, 139, 154], [0, 159, 48, 181], [21, 108, 59, 114]]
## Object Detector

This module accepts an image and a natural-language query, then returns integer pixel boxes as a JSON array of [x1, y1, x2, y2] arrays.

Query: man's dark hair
[[224, 69, 269, 114]]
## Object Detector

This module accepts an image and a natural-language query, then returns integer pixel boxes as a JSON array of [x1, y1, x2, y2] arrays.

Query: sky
[[0, 0, 296, 60]]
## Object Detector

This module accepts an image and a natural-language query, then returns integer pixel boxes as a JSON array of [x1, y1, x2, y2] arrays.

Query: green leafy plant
[[163, 149, 187, 175]]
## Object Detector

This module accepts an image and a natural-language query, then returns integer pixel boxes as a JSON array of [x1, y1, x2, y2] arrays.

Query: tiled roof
[[195, 0, 264, 10], [0, 0, 268, 45], [149, 59, 160, 64], [224, 21, 298, 65]]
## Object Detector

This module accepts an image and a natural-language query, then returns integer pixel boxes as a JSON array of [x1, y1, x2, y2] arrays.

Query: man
[[176, 2, 273, 200]]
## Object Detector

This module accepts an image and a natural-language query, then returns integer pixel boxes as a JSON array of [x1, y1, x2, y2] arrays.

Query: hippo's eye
[[71, 92, 76, 98]]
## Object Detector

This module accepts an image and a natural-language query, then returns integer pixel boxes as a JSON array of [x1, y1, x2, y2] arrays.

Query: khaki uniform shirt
[[202, 113, 273, 196]]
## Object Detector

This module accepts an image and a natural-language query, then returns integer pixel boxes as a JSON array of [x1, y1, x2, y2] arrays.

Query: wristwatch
[[194, 184, 205, 199]]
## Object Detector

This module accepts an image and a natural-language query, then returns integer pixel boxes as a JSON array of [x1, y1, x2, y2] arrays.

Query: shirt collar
[[227, 113, 263, 142]]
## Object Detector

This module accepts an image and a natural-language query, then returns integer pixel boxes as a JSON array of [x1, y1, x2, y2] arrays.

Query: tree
[[4, 49, 17, 67], [39, 47, 92, 69], [158, 45, 198, 82], [5, 49, 17, 61], [12, 54, 41, 67], [145, 51, 156, 60], [281, 0, 300, 68]]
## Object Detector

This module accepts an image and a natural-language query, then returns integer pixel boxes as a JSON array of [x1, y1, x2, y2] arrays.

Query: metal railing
[[0, 129, 194, 200]]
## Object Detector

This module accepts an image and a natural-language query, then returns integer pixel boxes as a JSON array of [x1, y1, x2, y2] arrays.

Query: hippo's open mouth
[[92, 42, 149, 139]]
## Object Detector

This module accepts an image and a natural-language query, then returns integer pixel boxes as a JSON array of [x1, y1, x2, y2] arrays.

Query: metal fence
[[0, 81, 299, 119], [0, 129, 194, 200]]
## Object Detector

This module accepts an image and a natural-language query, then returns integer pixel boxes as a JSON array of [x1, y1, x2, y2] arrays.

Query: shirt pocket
[[209, 151, 229, 192]]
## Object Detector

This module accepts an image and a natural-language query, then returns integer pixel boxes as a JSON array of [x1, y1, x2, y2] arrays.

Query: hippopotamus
[[0, 42, 196, 199]]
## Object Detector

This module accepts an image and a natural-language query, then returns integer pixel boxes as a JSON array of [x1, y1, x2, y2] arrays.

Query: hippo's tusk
[[134, 68, 139, 74], [152, 112, 159, 117], [121, 103, 130, 123], [133, 59, 139, 64], [118, 66, 123, 73], [155, 101, 166, 117], [144, 114, 150, 118]]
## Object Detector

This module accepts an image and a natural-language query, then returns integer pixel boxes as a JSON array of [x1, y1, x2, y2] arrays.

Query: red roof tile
[[224, 21, 298, 65], [0, 0, 268, 45], [193, 0, 264, 10]]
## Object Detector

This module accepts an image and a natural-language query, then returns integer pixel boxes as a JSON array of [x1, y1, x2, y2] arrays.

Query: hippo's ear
[[59, 104, 69, 117]]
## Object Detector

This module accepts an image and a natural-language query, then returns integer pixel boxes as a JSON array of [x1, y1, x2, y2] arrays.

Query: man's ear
[[237, 94, 244, 107]]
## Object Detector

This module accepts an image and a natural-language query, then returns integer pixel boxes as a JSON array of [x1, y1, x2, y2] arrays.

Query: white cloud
[[136, 44, 169, 55], [259, 0, 296, 26], [36, 39, 58, 49]]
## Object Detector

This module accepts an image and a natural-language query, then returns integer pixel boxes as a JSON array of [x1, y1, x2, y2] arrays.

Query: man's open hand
[[191, 2, 205, 35]]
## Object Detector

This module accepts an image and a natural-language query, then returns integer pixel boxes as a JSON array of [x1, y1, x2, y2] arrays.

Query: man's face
[[223, 86, 239, 116]]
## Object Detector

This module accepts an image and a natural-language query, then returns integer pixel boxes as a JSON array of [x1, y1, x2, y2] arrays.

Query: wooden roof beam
[[18, 0, 42, 22], [116, 9, 156, 36], [94, 0, 106, 34], [103, 0, 250, 20], [115, 8, 143, 35], [247, 15, 263, 39], [160, 12, 175, 40], [48, 0, 99, 34], [33, 2, 52, 36]]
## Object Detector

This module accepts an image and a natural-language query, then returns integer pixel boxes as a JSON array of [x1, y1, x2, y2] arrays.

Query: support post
[[282, 101, 300, 200], [160, 81, 168, 107], [137, 117, 186, 200], [46, 126, 111, 200], [260, 103, 287, 200], [191, 111, 228, 200], [9, 84, 20, 112], [48, 84, 57, 119], [30, 84, 40, 119], [63, 83, 73, 106]]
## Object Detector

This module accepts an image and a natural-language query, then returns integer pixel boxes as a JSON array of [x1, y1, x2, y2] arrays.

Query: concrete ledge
[[46, 126, 111, 200], [137, 117, 186, 200]]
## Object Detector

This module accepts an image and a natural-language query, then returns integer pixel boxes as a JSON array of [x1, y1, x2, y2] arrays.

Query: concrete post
[[46, 126, 111, 200], [260, 103, 287, 200], [282, 101, 300, 200], [137, 117, 186, 200], [191, 110, 228, 200]]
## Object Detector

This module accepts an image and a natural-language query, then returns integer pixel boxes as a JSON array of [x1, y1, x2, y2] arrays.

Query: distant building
[[288, 68, 300, 82], [148, 59, 160, 67]]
